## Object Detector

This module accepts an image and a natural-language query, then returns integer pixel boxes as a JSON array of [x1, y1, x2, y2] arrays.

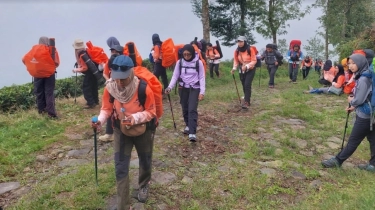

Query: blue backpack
[[358, 71, 375, 130]]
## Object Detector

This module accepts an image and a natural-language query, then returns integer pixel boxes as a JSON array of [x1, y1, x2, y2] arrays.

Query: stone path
[[0, 116, 359, 209]]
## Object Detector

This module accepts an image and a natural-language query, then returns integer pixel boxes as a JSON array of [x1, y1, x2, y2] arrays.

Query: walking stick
[[232, 74, 241, 105], [91, 116, 99, 186], [341, 104, 351, 150], [258, 64, 261, 87], [167, 94, 177, 129], [74, 63, 78, 103]]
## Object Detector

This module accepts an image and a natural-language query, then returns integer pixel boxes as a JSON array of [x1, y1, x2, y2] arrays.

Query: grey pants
[[209, 63, 220, 78], [267, 64, 278, 85], [336, 115, 375, 165], [179, 87, 200, 134], [288, 63, 299, 82], [113, 127, 154, 210]]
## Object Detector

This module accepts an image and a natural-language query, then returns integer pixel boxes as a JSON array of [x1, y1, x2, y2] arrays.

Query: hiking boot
[[293, 81, 297, 84], [189, 134, 197, 142], [303, 90, 310, 94], [321, 157, 341, 168], [99, 134, 114, 142], [242, 102, 249, 109], [269, 85, 274, 88], [83, 104, 97, 109], [308, 85, 313, 91], [358, 163, 375, 172], [138, 184, 149, 203], [183, 126, 189, 135]]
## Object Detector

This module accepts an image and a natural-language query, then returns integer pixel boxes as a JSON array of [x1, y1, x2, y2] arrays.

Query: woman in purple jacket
[[165, 44, 206, 142]]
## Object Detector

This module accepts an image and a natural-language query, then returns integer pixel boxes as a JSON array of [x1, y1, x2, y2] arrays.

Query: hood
[[107, 37, 120, 49], [350, 54, 369, 76]]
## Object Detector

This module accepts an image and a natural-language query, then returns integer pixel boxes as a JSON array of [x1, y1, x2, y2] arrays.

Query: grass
[[2, 61, 375, 210]]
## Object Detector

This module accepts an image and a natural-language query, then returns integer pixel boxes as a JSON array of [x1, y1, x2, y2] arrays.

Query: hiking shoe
[[321, 157, 341, 168], [99, 134, 114, 142], [183, 126, 189, 135], [83, 104, 97, 109], [269, 85, 274, 88], [358, 163, 375, 172], [303, 90, 310, 94], [293, 81, 297, 84], [242, 102, 249, 109], [189, 134, 197, 142], [308, 85, 313, 91], [138, 184, 149, 203]]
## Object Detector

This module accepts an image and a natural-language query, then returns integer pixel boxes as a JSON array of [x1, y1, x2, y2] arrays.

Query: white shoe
[[98, 134, 114, 142]]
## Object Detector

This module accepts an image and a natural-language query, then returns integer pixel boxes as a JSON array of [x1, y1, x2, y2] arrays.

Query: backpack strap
[[247, 46, 251, 56], [138, 78, 147, 109]]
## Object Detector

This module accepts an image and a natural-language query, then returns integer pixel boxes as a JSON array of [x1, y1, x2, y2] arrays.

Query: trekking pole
[[74, 63, 78, 103], [258, 64, 262, 87], [167, 94, 177, 129], [91, 116, 99, 186], [232, 74, 241, 105], [341, 103, 351, 150]]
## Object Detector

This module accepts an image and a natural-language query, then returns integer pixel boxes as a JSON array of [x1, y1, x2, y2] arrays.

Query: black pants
[[267, 65, 278, 85], [239, 69, 256, 104], [153, 62, 168, 90], [82, 72, 99, 106], [179, 87, 200, 134], [336, 116, 375, 165], [106, 116, 114, 135], [318, 78, 331, 86], [34, 74, 57, 117], [302, 66, 311, 79], [209, 63, 219, 78]]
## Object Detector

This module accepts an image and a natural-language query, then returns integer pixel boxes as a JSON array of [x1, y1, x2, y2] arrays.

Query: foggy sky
[[0, 0, 321, 88]]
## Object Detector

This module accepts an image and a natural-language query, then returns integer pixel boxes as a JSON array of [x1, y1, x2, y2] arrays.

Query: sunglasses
[[110, 64, 132, 71], [183, 53, 192, 57]]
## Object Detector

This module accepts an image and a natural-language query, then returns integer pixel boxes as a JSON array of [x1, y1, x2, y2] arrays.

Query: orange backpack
[[192, 44, 207, 72], [124, 42, 143, 67], [86, 41, 108, 64], [23, 44, 55, 78], [134, 66, 163, 119], [160, 38, 176, 68]]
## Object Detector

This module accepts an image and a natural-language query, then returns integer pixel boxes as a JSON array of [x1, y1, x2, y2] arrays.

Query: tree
[[314, 0, 375, 46], [191, 0, 210, 43], [205, 0, 258, 46], [304, 35, 325, 59], [255, 0, 310, 44], [277, 38, 288, 56]]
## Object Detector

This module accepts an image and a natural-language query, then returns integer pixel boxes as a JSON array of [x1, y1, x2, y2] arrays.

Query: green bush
[[0, 75, 90, 113]]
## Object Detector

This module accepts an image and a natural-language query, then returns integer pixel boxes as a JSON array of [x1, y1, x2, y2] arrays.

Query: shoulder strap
[[247, 46, 251, 56], [179, 58, 183, 77], [196, 60, 199, 73], [138, 78, 147, 109]]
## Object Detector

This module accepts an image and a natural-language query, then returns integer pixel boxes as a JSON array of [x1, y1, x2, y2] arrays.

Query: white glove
[[105, 78, 113, 85]]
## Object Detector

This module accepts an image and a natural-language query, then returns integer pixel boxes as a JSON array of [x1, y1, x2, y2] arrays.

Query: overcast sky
[[0, 0, 321, 88]]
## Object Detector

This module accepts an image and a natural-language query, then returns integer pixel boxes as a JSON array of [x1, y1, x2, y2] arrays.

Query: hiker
[[151, 33, 169, 92], [304, 64, 345, 94], [231, 36, 257, 109], [91, 55, 156, 209], [206, 42, 221, 78], [314, 58, 323, 74], [321, 54, 375, 172], [342, 58, 355, 95], [22, 36, 60, 118], [287, 44, 303, 83], [165, 44, 205, 142], [72, 39, 99, 109], [318, 60, 335, 86], [99, 38, 124, 142], [261, 44, 283, 88], [300, 56, 313, 79]]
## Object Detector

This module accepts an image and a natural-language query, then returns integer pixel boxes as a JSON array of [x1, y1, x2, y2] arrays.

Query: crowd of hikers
[[21, 34, 375, 209]]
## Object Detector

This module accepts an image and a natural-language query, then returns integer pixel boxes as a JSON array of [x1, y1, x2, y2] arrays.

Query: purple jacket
[[168, 54, 205, 95]]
